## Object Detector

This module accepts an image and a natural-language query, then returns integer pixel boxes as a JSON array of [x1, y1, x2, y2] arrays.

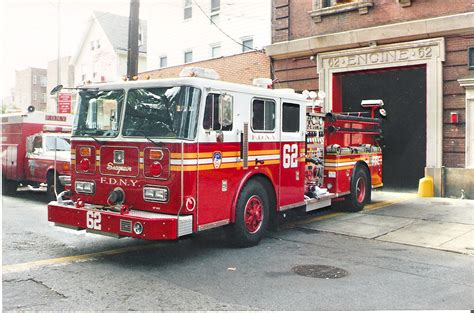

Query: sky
[[0, 0, 137, 99]]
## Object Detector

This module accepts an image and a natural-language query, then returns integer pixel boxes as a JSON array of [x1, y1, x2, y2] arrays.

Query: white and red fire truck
[[48, 68, 384, 246], [2, 111, 73, 200]]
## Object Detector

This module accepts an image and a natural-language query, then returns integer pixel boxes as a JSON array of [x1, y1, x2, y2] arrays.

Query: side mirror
[[50, 84, 64, 95], [218, 93, 233, 128]]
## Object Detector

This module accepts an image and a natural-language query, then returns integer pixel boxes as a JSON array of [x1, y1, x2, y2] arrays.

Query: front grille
[[120, 219, 132, 233]]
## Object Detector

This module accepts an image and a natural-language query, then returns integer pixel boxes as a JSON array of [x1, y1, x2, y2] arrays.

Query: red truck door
[[279, 100, 305, 208]]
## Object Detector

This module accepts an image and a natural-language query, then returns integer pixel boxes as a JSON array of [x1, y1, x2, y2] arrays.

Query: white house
[[71, 11, 147, 86], [146, 0, 271, 70]]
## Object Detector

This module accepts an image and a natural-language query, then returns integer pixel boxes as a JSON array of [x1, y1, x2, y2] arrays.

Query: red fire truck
[[2, 111, 73, 200], [48, 68, 384, 246]]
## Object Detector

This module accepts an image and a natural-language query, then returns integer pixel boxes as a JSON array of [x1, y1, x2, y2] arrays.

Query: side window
[[282, 102, 300, 132], [33, 136, 43, 151], [203, 93, 233, 131], [252, 99, 275, 131]]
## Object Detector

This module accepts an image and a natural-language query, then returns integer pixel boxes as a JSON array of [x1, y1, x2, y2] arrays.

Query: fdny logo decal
[[212, 151, 222, 169], [100, 177, 138, 187], [106, 162, 132, 174]]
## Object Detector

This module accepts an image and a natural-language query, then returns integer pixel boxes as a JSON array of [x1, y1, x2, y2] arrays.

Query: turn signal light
[[149, 149, 163, 160], [80, 158, 91, 171], [150, 162, 163, 177], [79, 147, 91, 157], [63, 162, 70, 172]]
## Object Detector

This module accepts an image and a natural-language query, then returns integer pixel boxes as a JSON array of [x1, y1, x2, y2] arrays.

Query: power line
[[191, 0, 258, 53], [191, 0, 280, 87]]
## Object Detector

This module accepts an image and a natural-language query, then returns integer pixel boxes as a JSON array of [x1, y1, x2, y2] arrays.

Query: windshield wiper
[[134, 131, 162, 147], [83, 133, 103, 146]]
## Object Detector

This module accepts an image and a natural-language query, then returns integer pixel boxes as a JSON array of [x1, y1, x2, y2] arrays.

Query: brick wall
[[138, 51, 271, 86], [273, 0, 474, 43], [273, 35, 474, 168], [443, 35, 474, 167]]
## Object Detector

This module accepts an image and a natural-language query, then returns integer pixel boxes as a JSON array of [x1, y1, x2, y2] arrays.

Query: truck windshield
[[122, 86, 201, 140], [73, 90, 124, 137], [45, 136, 70, 151]]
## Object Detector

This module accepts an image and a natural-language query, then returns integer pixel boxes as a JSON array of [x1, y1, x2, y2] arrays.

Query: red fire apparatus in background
[[48, 68, 385, 246], [2, 111, 73, 200]]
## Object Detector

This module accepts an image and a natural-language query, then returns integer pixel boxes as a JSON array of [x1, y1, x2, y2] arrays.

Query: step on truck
[[2, 111, 73, 200], [48, 68, 385, 246]]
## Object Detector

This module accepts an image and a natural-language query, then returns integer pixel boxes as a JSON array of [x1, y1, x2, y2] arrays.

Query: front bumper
[[48, 202, 193, 240]]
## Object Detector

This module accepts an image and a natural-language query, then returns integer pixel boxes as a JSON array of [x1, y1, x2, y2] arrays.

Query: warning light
[[80, 158, 91, 171], [79, 147, 91, 157], [149, 149, 164, 160], [150, 162, 163, 177]]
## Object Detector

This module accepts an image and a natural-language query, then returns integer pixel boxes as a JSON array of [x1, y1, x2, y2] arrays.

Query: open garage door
[[333, 66, 426, 190]]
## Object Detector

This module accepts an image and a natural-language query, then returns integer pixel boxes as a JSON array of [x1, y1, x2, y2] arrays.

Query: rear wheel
[[344, 167, 371, 212], [228, 180, 270, 247], [47, 173, 63, 202]]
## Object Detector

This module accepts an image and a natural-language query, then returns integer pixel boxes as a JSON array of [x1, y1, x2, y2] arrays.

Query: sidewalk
[[295, 190, 474, 255]]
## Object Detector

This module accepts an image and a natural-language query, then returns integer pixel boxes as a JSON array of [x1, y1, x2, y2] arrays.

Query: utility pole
[[127, 0, 140, 79]]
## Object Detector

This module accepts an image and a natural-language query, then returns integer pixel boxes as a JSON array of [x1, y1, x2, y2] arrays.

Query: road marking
[[2, 243, 163, 275], [291, 193, 417, 227], [363, 194, 417, 212]]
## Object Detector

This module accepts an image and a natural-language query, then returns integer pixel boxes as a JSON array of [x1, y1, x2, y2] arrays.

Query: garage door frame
[[317, 37, 445, 168]]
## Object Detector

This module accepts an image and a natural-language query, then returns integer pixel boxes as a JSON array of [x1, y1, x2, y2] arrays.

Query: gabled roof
[[71, 11, 147, 65], [93, 11, 147, 53]]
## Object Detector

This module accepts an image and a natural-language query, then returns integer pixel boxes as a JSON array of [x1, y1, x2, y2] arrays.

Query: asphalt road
[[2, 190, 474, 310]]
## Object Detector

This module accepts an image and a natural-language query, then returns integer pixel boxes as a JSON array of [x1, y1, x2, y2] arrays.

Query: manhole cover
[[292, 265, 349, 279]]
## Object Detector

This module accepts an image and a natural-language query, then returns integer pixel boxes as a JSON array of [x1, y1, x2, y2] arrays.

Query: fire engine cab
[[2, 111, 73, 200], [48, 68, 384, 246]]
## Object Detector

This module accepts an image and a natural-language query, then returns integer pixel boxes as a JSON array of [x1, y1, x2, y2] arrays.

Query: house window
[[40, 76, 47, 87], [96, 39, 101, 49], [310, 0, 374, 23], [33, 92, 37, 101], [160, 56, 168, 68], [211, 45, 221, 58], [184, 0, 192, 20], [211, 0, 220, 12], [282, 103, 300, 132], [90, 40, 95, 50], [32, 75, 37, 85], [242, 38, 253, 52], [252, 98, 275, 132], [93, 72, 97, 78], [184, 50, 193, 63], [468, 46, 474, 70], [42, 93, 46, 103], [81, 74, 86, 81]]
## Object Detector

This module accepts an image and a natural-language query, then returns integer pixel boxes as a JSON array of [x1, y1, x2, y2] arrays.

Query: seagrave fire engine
[[2, 110, 73, 200], [48, 68, 385, 246]]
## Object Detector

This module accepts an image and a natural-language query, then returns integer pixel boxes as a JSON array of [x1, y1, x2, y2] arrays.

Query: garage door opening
[[332, 65, 427, 190]]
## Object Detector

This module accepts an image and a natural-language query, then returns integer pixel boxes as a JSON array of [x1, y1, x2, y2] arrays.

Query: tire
[[227, 180, 270, 247], [2, 178, 18, 195], [343, 166, 371, 212], [47, 172, 64, 202]]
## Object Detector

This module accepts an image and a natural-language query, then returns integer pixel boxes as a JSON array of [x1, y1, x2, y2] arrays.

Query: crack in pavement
[[3, 277, 67, 299]]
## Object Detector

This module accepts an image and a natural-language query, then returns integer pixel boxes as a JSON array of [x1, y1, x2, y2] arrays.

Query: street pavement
[[2, 189, 474, 310]]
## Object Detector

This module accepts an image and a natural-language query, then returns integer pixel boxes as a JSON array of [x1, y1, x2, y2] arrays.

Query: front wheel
[[2, 178, 18, 195], [227, 180, 270, 247], [47, 173, 63, 202], [344, 167, 371, 212]]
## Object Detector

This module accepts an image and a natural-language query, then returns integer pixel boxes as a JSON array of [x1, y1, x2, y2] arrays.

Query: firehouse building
[[266, 0, 474, 198]]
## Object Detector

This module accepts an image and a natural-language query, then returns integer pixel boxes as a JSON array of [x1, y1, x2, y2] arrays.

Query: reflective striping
[[248, 154, 280, 161], [248, 149, 280, 156]]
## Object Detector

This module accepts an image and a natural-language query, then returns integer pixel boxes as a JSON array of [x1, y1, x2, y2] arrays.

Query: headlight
[[75, 181, 95, 194], [59, 175, 71, 186], [143, 186, 168, 202]]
